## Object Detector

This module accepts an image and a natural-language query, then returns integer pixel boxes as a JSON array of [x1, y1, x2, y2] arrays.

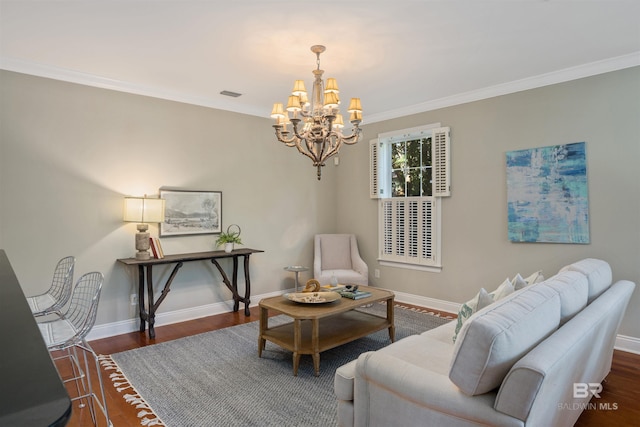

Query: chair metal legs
[[51, 340, 112, 427]]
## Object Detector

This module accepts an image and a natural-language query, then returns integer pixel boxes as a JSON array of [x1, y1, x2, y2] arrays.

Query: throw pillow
[[512, 273, 528, 290], [490, 278, 514, 300], [524, 270, 544, 285], [453, 288, 493, 343]]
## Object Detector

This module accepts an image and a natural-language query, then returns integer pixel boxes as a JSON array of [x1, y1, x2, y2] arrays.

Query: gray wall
[[335, 66, 640, 338], [1, 67, 638, 340], [0, 70, 337, 326]]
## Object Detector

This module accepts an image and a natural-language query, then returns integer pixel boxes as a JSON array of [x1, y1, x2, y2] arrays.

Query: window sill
[[378, 259, 442, 273]]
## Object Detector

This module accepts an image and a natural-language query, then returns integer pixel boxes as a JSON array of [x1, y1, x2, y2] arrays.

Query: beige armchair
[[314, 234, 368, 286]]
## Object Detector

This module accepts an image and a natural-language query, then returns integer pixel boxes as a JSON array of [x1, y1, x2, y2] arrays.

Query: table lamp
[[123, 196, 165, 260]]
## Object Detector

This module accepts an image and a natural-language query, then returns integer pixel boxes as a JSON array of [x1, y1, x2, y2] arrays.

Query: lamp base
[[135, 229, 151, 260], [135, 251, 151, 260]]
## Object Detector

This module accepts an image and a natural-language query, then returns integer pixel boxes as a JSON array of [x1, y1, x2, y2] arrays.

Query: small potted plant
[[216, 224, 242, 253]]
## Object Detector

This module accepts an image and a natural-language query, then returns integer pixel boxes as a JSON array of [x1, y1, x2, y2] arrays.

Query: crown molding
[[2, 52, 639, 123], [0, 56, 267, 118], [365, 52, 640, 124]]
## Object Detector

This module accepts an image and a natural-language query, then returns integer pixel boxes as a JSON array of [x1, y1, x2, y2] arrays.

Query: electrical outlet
[[374, 269, 380, 278], [130, 293, 138, 306]]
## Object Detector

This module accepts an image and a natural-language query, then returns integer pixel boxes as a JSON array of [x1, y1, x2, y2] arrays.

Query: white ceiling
[[1, 1, 639, 123]]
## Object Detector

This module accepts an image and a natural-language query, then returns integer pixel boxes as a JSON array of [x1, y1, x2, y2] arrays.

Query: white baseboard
[[392, 290, 461, 315], [87, 289, 285, 341], [88, 288, 639, 355], [615, 334, 640, 355]]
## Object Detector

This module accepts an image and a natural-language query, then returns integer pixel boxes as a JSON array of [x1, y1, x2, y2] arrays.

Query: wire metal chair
[[38, 271, 112, 427], [26, 255, 75, 317]]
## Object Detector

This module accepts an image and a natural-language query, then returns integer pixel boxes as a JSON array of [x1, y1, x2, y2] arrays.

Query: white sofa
[[334, 259, 635, 427]]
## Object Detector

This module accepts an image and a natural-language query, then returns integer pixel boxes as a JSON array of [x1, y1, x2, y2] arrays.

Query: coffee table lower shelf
[[259, 309, 394, 376]]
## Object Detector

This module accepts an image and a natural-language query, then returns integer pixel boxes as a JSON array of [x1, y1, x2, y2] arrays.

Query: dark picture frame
[[159, 189, 222, 237]]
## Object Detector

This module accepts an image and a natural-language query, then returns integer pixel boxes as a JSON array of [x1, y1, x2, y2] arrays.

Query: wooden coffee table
[[258, 285, 395, 376]]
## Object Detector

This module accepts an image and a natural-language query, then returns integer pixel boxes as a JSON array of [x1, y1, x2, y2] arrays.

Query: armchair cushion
[[320, 234, 353, 270]]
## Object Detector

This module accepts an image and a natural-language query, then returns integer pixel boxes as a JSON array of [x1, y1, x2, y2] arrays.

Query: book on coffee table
[[338, 290, 372, 300], [321, 284, 346, 292]]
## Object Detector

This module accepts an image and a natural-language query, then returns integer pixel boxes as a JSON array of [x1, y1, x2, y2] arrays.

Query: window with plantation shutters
[[372, 124, 450, 270]]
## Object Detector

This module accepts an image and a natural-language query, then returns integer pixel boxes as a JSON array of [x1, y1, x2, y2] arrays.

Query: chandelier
[[271, 45, 363, 180]]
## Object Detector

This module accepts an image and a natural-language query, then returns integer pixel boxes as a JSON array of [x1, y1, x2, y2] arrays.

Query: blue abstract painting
[[506, 142, 589, 243]]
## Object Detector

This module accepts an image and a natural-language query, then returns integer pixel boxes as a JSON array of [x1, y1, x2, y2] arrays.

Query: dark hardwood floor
[[58, 305, 639, 426]]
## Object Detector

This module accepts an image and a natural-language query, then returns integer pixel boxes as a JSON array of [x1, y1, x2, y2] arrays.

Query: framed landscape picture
[[159, 189, 222, 237], [506, 142, 589, 244]]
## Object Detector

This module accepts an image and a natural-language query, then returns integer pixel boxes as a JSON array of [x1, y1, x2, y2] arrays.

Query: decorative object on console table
[[154, 238, 165, 258], [160, 188, 222, 237], [123, 196, 165, 260], [215, 224, 242, 253], [149, 238, 159, 259]]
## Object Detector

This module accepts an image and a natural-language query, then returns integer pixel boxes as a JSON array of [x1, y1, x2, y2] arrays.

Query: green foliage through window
[[390, 137, 433, 197]]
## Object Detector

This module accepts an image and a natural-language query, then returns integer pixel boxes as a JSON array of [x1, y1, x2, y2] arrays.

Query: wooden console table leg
[[146, 265, 156, 338], [137, 265, 146, 333], [242, 254, 252, 316], [232, 256, 239, 312], [211, 256, 251, 316]]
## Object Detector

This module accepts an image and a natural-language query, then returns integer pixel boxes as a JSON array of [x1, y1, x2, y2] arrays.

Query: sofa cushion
[[320, 234, 352, 270], [543, 271, 589, 324], [449, 283, 561, 396], [421, 320, 456, 344], [336, 332, 455, 402], [560, 258, 611, 303]]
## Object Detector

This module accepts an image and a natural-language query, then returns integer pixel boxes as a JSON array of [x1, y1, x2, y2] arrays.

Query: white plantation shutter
[[433, 127, 451, 197], [378, 197, 440, 266], [370, 139, 380, 199]]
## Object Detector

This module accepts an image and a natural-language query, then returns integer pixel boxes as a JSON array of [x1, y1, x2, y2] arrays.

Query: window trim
[[371, 124, 450, 271]]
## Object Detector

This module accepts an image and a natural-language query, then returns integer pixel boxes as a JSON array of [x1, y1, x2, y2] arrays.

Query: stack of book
[[338, 289, 372, 300], [321, 284, 346, 293], [149, 238, 165, 259]]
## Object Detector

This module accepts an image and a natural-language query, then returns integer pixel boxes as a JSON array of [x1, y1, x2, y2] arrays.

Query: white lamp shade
[[124, 197, 165, 223]]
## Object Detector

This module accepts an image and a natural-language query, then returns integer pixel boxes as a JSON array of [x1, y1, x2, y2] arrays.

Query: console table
[[117, 248, 263, 338], [0, 249, 72, 426]]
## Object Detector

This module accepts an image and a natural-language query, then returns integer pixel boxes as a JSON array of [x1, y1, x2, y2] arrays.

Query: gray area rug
[[100, 303, 452, 427]]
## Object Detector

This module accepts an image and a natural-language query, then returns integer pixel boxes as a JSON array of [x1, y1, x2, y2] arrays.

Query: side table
[[284, 265, 309, 292]]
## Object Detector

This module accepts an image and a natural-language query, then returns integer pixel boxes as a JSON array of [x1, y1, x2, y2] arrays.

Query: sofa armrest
[[355, 352, 521, 427], [495, 280, 635, 425]]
